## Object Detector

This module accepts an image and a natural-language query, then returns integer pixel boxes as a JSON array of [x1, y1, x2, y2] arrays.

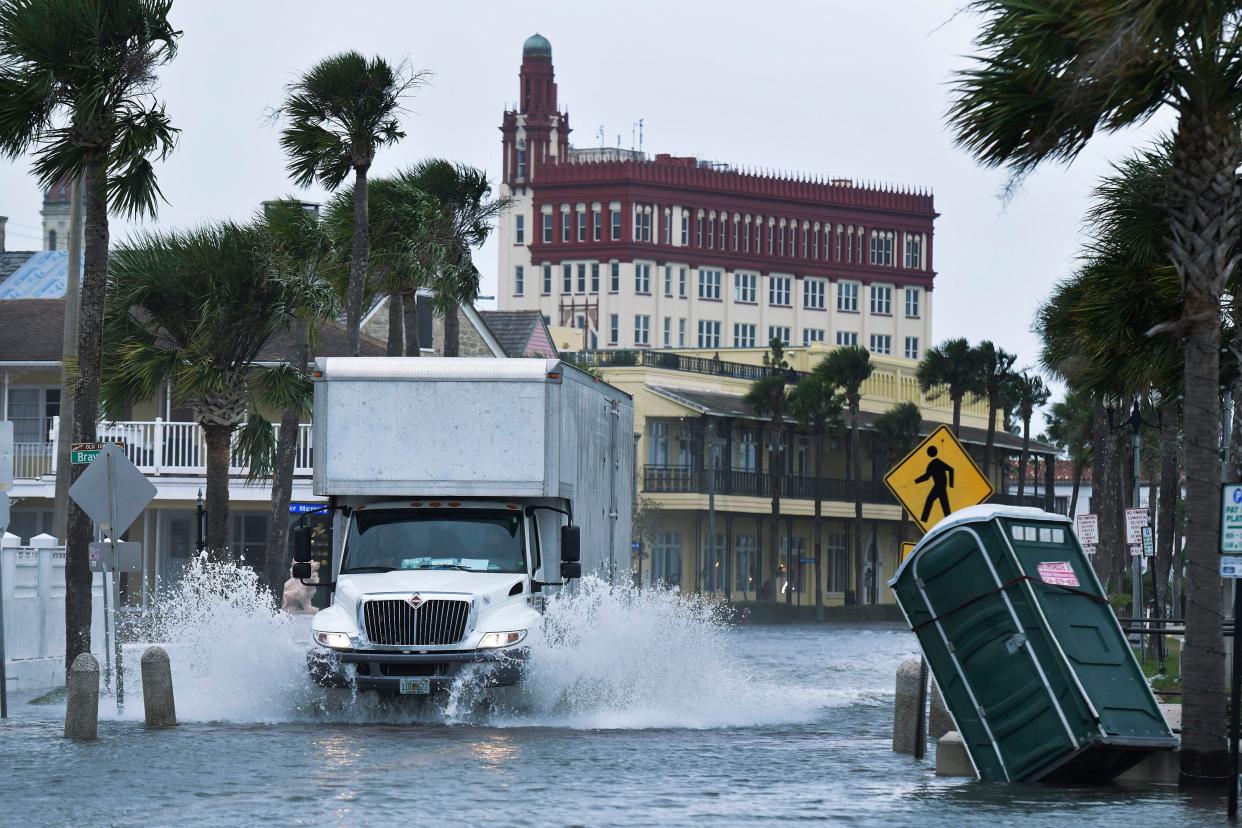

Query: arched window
[[47, 229, 57, 251]]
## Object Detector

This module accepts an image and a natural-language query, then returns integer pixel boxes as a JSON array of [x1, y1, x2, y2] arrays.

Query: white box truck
[[297, 357, 634, 694]]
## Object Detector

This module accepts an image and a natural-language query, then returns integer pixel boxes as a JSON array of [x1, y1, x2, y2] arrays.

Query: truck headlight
[[478, 630, 526, 649], [314, 631, 351, 650]]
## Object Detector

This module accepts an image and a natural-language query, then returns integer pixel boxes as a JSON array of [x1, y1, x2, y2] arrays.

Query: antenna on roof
[[596, 125, 605, 148]]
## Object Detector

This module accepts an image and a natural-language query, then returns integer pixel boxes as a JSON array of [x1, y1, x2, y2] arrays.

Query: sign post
[[68, 444, 156, 714], [1222, 483, 1242, 820], [1124, 507, 1148, 659], [0, 420, 11, 719], [883, 425, 993, 764]]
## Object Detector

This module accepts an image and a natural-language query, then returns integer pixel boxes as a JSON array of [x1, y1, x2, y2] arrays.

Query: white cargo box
[[312, 357, 633, 503]]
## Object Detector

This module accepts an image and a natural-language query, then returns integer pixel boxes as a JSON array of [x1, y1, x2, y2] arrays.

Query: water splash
[[110, 559, 848, 728]]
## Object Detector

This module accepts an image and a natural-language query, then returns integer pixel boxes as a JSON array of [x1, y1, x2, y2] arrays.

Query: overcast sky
[[0, 1, 1172, 401]]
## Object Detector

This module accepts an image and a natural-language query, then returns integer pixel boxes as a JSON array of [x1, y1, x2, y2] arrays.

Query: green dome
[[523, 33, 552, 57]]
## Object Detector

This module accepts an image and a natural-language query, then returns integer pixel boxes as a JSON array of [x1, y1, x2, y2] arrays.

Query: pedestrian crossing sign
[[883, 424, 993, 534]]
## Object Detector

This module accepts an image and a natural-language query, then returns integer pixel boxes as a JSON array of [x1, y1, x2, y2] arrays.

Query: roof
[[478, 310, 557, 358], [888, 503, 1072, 585], [0, 297, 384, 364], [523, 33, 552, 56], [646, 384, 1059, 454], [0, 251, 69, 299]]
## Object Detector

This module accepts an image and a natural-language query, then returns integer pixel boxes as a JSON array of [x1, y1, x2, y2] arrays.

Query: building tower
[[500, 34, 571, 191], [40, 180, 73, 251]]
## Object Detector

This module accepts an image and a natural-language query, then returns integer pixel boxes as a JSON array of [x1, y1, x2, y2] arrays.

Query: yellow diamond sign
[[883, 424, 993, 534]]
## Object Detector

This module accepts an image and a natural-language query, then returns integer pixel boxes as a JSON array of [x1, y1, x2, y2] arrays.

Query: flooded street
[[0, 571, 1221, 826]]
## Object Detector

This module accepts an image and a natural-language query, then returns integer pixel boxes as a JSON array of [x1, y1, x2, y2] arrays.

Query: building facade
[[498, 34, 937, 361]]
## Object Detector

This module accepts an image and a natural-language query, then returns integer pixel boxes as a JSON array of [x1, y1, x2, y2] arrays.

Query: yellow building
[[581, 344, 1059, 607]]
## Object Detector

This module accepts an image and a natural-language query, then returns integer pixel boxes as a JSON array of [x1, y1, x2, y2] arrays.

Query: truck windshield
[[343, 509, 526, 574]]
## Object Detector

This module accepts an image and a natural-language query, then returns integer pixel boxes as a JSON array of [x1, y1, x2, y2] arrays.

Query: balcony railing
[[642, 465, 1059, 511], [642, 464, 897, 504], [565, 350, 803, 383], [13, 419, 313, 480]]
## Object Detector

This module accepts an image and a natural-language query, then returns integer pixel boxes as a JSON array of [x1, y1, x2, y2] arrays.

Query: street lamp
[[1108, 400, 1163, 670]]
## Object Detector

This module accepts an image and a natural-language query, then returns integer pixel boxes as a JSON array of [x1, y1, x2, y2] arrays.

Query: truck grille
[[362, 598, 470, 646]]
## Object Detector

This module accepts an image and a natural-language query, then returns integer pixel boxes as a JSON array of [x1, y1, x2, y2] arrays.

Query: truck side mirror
[[561, 525, 581, 563], [292, 526, 312, 563], [560, 561, 582, 580], [292, 562, 312, 580]]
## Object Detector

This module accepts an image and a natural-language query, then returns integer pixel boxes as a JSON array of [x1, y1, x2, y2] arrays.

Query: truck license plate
[[399, 677, 431, 695]]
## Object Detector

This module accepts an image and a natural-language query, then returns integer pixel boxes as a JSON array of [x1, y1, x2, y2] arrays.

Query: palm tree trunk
[[444, 306, 461, 357], [951, 396, 962, 437], [814, 429, 824, 622], [64, 151, 109, 679], [202, 423, 234, 562], [265, 317, 308, 598], [1068, 462, 1082, 518], [402, 288, 420, 356], [1017, 416, 1031, 498], [1091, 398, 1119, 588], [346, 164, 370, 357], [850, 403, 865, 604], [386, 291, 403, 356], [1169, 107, 1240, 786]]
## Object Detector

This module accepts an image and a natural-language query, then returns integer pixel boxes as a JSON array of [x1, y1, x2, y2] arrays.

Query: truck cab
[[297, 357, 632, 695]]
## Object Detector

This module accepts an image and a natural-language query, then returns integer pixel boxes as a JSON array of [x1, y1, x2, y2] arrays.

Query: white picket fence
[[1, 534, 106, 690]]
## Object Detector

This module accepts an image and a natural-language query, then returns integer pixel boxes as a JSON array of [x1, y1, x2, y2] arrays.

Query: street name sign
[[1074, 514, 1099, 546], [1124, 508, 1148, 546], [1223, 484, 1242, 553], [68, 443, 156, 536], [883, 425, 993, 534], [70, 441, 125, 465]]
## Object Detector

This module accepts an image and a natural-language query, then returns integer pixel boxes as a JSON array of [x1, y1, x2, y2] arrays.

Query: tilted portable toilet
[[889, 504, 1176, 783]]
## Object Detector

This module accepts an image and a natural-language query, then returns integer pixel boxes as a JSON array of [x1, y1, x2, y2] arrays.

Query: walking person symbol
[[915, 446, 955, 524]]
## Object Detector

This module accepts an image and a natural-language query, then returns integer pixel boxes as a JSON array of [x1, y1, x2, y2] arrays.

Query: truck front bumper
[[308, 647, 528, 693]]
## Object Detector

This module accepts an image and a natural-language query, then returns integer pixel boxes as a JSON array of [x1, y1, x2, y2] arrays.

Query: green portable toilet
[[888, 504, 1176, 783]]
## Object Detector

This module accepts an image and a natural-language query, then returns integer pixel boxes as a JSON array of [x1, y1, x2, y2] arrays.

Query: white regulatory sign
[[1223, 485, 1242, 553], [1222, 556, 1242, 579], [1074, 514, 1099, 546], [1124, 508, 1148, 545]]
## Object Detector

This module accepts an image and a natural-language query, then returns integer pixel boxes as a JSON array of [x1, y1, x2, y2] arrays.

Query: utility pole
[[53, 172, 85, 540]]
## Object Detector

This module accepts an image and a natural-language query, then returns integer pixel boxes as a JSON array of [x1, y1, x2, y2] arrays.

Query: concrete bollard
[[141, 646, 177, 728], [929, 683, 953, 739], [935, 731, 976, 777], [64, 652, 100, 740], [893, 658, 923, 754]]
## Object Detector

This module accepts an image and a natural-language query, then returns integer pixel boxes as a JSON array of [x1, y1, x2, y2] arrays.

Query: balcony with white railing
[[13, 419, 314, 481]]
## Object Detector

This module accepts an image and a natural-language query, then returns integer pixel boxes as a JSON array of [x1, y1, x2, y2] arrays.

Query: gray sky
[[0, 0, 1171, 403]]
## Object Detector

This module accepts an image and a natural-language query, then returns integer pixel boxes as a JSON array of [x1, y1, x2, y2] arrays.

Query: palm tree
[[916, 338, 981, 436], [323, 173, 432, 356], [101, 222, 332, 561], [873, 401, 923, 547], [278, 52, 425, 356], [1010, 372, 1050, 500], [744, 339, 790, 604], [948, 4, 1242, 779], [973, 341, 1017, 478], [816, 346, 873, 604], [1044, 389, 1093, 517], [403, 160, 511, 356], [0, 0, 180, 676], [255, 199, 338, 596], [789, 371, 843, 620]]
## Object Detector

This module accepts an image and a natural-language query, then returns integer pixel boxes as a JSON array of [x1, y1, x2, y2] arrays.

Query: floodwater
[[0, 561, 1224, 826]]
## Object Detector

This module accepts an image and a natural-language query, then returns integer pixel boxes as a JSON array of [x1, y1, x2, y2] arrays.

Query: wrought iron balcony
[[642, 464, 898, 504]]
